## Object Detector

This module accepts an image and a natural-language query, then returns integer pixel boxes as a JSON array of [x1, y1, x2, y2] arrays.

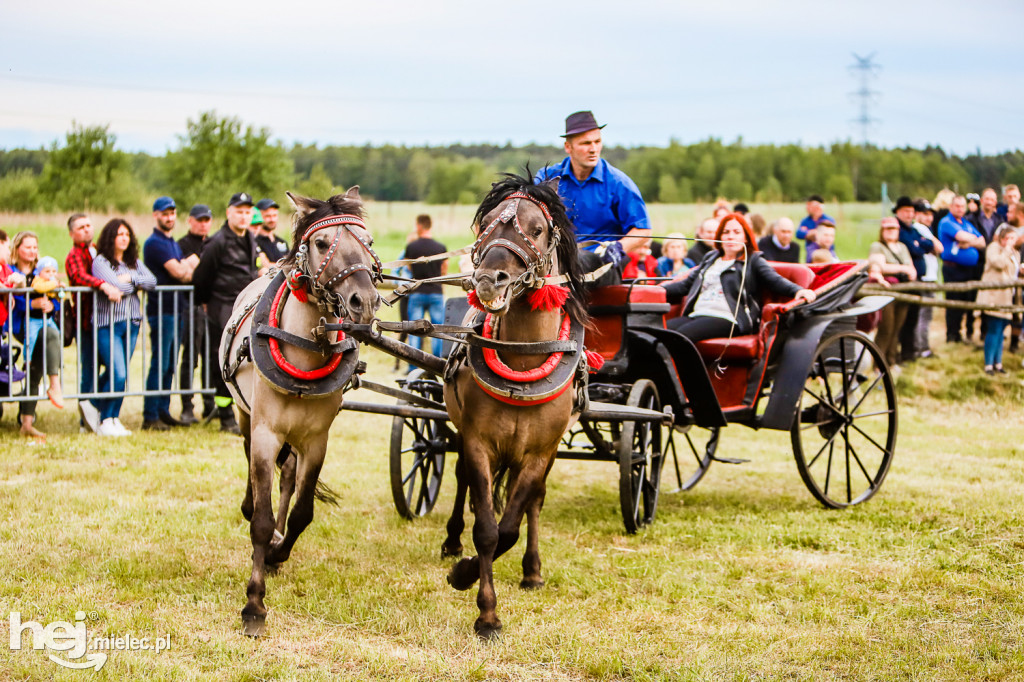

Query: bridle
[[287, 213, 383, 317], [470, 191, 560, 298]]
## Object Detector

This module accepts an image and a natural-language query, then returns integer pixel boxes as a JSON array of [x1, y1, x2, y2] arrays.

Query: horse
[[220, 188, 382, 637], [440, 174, 589, 639]]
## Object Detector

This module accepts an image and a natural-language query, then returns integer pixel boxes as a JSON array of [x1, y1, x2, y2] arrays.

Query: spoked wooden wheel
[[618, 379, 665, 534], [390, 369, 449, 519], [791, 329, 897, 508], [663, 423, 719, 493]]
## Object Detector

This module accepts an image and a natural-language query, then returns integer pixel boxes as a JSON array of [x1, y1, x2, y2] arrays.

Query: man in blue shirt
[[142, 196, 199, 430], [797, 195, 835, 244], [534, 111, 650, 284], [938, 195, 987, 343]]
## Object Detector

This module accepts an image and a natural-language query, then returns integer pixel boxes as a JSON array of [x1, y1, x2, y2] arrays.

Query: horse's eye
[[315, 238, 329, 251], [530, 225, 544, 238]]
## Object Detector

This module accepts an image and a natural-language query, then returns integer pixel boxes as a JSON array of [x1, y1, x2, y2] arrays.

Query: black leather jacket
[[192, 223, 259, 306], [663, 251, 803, 335]]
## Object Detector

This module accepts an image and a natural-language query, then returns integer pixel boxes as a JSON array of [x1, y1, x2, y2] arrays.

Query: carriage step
[[710, 455, 749, 465]]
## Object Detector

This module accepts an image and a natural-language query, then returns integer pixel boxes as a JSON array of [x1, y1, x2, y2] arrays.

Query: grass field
[[2, 324, 1024, 680]]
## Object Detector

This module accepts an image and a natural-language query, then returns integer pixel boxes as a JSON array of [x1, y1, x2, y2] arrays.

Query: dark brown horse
[[221, 188, 381, 637], [441, 174, 588, 639]]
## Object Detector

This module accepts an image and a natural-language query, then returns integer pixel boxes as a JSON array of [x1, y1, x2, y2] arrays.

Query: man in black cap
[[893, 195, 938, 361], [192, 192, 260, 434], [534, 110, 650, 283], [177, 204, 216, 424], [255, 198, 288, 264]]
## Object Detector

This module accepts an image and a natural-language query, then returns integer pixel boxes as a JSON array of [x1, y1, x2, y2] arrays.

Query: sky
[[1, 0, 1021, 156]]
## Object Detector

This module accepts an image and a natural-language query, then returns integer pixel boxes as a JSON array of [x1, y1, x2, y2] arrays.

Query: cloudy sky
[[2, 0, 1021, 155]]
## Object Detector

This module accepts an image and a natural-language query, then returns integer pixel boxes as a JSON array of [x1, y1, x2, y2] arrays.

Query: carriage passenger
[[661, 214, 816, 343]]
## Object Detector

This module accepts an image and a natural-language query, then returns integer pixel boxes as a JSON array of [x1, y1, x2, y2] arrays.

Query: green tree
[[37, 123, 145, 212], [716, 168, 752, 201], [0, 169, 41, 212], [294, 163, 339, 200], [755, 175, 784, 203], [824, 174, 855, 202], [657, 173, 680, 203], [693, 153, 717, 200], [163, 111, 294, 212]]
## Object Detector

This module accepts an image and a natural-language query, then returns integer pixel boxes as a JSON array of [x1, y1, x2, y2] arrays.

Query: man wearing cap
[[255, 198, 288, 264], [192, 192, 260, 434], [177, 204, 215, 425], [911, 199, 943, 358], [142, 196, 200, 431], [797, 195, 834, 244], [893, 196, 937, 362], [534, 111, 650, 283]]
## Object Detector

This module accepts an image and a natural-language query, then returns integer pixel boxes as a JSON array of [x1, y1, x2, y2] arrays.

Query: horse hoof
[[441, 543, 463, 559], [474, 619, 502, 641], [241, 614, 266, 638], [264, 562, 281, 576], [447, 560, 477, 591], [519, 577, 544, 590]]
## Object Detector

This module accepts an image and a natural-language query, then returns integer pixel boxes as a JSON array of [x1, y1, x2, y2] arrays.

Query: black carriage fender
[[759, 314, 857, 431]]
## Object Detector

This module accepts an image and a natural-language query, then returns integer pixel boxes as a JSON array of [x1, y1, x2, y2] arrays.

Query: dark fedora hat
[[892, 195, 915, 213], [562, 110, 606, 138]]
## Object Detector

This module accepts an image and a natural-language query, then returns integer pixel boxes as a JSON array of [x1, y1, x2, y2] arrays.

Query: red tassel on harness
[[527, 284, 570, 312], [466, 290, 485, 311], [287, 271, 309, 303], [584, 349, 605, 372]]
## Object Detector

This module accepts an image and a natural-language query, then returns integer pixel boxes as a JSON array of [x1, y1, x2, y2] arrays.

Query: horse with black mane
[[219, 188, 382, 637], [441, 173, 591, 639]]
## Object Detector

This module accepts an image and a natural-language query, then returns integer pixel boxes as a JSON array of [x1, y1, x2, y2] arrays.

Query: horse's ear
[[287, 191, 322, 220], [541, 178, 560, 194], [344, 185, 361, 201]]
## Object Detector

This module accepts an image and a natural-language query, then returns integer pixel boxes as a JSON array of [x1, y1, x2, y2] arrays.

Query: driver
[[534, 110, 651, 284], [662, 214, 816, 343]]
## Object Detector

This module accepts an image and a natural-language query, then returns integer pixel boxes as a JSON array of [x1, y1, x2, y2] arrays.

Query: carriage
[[343, 258, 898, 534]]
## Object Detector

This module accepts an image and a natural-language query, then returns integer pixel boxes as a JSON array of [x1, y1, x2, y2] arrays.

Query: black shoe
[[142, 419, 171, 431], [202, 402, 217, 420], [995, 365, 1008, 374], [159, 412, 186, 427], [219, 406, 241, 436], [179, 409, 198, 426]]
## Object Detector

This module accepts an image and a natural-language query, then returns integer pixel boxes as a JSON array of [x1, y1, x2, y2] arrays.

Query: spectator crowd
[[2, 179, 1023, 440], [0, 192, 287, 440]]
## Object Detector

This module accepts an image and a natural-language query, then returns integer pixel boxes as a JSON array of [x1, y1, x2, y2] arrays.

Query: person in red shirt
[[64, 213, 123, 433]]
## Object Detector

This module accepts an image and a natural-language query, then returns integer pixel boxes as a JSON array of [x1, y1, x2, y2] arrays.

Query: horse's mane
[[279, 193, 366, 270], [474, 173, 588, 327]]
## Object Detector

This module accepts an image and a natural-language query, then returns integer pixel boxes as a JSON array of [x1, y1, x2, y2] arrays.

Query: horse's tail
[[275, 444, 341, 507], [492, 464, 511, 514]]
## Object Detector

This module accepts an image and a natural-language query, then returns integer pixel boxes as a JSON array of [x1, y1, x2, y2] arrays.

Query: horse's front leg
[[446, 443, 501, 639], [239, 412, 254, 521], [265, 437, 327, 566], [441, 438, 467, 558], [241, 423, 285, 637], [275, 446, 297, 537], [520, 481, 546, 589]]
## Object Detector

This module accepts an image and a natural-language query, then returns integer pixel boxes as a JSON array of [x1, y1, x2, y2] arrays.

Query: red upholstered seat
[[585, 285, 669, 361], [587, 284, 667, 307]]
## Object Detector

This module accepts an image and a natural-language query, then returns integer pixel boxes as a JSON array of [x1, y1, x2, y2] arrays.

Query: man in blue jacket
[[894, 196, 936, 360], [938, 195, 986, 343], [535, 111, 650, 284]]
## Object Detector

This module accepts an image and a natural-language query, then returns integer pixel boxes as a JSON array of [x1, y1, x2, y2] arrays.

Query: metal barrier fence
[[1, 285, 215, 405]]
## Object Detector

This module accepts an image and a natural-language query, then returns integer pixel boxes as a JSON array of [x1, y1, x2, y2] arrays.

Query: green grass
[[1, 326, 1023, 679]]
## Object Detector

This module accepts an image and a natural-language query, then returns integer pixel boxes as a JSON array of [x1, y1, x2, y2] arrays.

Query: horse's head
[[282, 187, 382, 324], [470, 179, 564, 317]]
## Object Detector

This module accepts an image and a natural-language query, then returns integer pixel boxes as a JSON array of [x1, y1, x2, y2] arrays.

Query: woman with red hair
[[662, 214, 816, 342]]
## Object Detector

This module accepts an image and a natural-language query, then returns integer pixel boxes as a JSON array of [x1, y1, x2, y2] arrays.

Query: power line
[[849, 53, 881, 146]]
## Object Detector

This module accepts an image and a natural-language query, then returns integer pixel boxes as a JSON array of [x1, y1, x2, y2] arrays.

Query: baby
[[31, 256, 65, 300]]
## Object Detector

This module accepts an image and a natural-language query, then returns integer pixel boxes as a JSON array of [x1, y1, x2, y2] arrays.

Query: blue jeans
[[79, 327, 96, 397], [95, 321, 141, 421], [144, 314, 181, 421], [407, 293, 445, 364], [983, 315, 1009, 367]]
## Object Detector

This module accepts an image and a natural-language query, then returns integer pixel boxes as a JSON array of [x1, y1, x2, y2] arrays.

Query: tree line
[[1, 111, 1022, 213]]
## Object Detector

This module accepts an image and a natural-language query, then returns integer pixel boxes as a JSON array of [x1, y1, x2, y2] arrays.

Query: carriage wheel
[[618, 379, 665, 534], [663, 423, 719, 493], [390, 369, 448, 519], [790, 329, 897, 508]]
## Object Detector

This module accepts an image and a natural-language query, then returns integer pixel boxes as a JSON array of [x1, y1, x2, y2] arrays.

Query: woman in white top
[[663, 214, 816, 343], [91, 219, 157, 436]]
